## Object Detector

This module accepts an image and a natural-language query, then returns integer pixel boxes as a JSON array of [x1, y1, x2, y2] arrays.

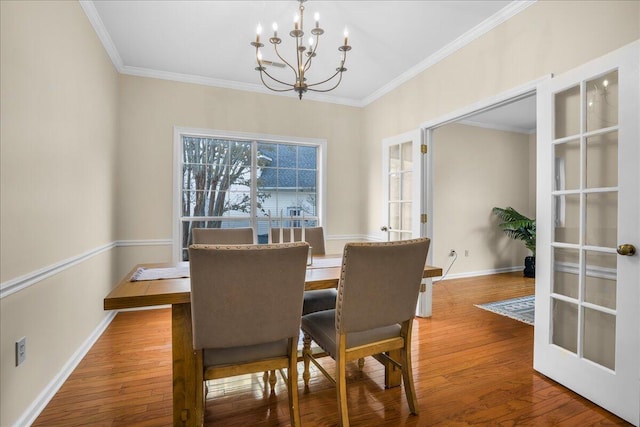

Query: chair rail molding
[[0, 239, 173, 299]]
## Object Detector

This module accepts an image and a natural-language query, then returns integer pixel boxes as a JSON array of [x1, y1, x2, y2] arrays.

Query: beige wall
[[1, 0, 639, 424], [432, 124, 533, 273], [0, 1, 119, 425], [115, 75, 363, 272], [361, 1, 639, 268]]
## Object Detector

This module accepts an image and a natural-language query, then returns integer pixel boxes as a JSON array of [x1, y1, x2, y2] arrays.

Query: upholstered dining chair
[[192, 227, 254, 244], [301, 238, 430, 427], [270, 227, 336, 315], [189, 242, 309, 427]]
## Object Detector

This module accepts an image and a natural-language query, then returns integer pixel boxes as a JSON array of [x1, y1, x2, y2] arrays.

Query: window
[[174, 128, 325, 261]]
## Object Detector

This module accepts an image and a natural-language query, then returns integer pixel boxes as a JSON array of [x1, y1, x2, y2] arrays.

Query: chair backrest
[[335, 238, 430, 334], [192, 227, 254, 244], [270, 227, 326, 255], [189, 242, 309, 350]]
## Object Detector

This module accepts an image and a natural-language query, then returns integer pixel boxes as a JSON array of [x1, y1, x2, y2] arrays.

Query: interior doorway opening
[[421, 78, 545, 279]]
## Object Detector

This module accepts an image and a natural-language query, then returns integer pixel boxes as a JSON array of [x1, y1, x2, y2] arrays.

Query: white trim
[[121, 66, 363, 107], [79, 1, 124, 71], [435, 265, 523, 281], [82, 0, 535, 108], [0, 240, 173, 300], [173, 127, 327, 263], [420, 76, 549, 130], [420, 76, 550, 266], [115, 239, 173, 247], [362, 1, 537, 106], [458, 118, 536, 135], [0, 242, 115, 299], [14, 311, 117, 427]]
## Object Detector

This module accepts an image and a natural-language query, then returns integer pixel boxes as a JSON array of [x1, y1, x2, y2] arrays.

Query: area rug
[[475, 295, 535, 325]]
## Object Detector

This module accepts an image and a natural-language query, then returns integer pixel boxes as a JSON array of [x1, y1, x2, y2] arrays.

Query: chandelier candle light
[[250, 0, 351, 100]]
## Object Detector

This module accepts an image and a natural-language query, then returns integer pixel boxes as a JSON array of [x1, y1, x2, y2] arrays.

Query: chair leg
[[302, 332, 312, 386], [269, 370, 277, 391], [287, 339, 302, 427], [401, 322, 419, 415], [336, 335, 350, 427], [357, 357, 365, 371]]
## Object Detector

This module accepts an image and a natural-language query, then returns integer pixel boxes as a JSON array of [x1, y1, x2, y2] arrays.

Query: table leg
[[172, 303, 199, 426]]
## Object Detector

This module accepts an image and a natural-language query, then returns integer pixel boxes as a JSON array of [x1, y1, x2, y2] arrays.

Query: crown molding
[[120, 65, 365, 107], [81, 0, 536, 108], [79, 0, 124, 72], [360, 0, 537, 106]]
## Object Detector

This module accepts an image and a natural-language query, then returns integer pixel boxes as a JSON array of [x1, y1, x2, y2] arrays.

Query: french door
[[534, 41, 639, 425], [381, 130, 423, 242], [382, 130, 432, 316]]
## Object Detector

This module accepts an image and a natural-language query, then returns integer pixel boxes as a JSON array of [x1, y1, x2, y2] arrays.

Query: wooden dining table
[[104, 254, 442, 427]]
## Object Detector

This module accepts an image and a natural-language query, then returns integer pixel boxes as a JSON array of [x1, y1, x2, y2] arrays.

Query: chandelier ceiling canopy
[[250, 0, 351, 100]]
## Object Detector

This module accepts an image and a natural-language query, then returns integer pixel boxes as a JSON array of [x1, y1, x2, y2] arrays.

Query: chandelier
[[250, 0, 351, 100]]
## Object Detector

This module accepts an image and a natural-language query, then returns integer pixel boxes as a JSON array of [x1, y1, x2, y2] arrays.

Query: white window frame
[[172, 127, 327, 263]]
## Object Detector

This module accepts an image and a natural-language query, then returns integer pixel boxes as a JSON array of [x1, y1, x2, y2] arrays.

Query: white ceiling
[[82, 0, 536, 130]]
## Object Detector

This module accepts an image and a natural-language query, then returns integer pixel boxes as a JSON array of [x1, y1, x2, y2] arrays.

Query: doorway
[[422, 79, 543, 277]]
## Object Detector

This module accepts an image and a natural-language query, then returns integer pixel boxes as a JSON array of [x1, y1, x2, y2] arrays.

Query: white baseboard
[[14, 311, 117, 427], [435, 265, 524, 282]]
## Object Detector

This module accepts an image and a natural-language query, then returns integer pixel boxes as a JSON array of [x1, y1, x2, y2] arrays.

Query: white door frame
[[382, 129, 432, 316], [419, 76, 550, 265]]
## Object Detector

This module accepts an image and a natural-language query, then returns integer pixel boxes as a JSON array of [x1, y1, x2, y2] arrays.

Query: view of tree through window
[[180, 135, 319, 260]]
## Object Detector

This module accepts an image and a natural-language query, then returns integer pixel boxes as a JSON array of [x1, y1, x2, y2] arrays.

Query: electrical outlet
[[465, 250, 469, 257], [16, 337, 26, 366]]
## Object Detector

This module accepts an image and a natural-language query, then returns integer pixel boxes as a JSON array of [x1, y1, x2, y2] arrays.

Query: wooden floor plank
[[33, 272, 631, 426]]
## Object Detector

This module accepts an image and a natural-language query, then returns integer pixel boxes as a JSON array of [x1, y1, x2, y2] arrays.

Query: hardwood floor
[[33, 272, 630, 426]]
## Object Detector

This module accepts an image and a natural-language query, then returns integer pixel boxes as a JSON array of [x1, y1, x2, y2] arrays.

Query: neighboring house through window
[[173, 128, 326, 261]]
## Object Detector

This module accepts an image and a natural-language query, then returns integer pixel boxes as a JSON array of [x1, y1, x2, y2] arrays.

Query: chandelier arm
[[273, 43, 299, 80], [260, 73, 293, 92], [307, 71, 344, 92], [305, 49, 347, 88], [259, 67, 296, 89], [295, 33, 304, 84], [302, 33, 320, 72]]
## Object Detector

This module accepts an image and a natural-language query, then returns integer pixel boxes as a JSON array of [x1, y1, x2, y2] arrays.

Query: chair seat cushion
[[204, 338, 289, 367], [301, 310, 401, 358], [302, 289, 337, 315]]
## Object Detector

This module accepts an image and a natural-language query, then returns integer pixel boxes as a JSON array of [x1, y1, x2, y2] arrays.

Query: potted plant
[[492, 206, 536, 278]]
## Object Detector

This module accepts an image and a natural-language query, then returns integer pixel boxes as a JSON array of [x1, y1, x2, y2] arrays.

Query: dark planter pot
[[524, 256, 535, 278]]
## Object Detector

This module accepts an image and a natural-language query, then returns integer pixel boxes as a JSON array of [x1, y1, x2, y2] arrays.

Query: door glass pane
[[552, 298, 578, 353], [555, 85, 580, 138], [401, 142, 412, 170], [554, 194, 580, 244], [389, 173, 400, 201], [553, 247, 579, 299], [389, 202, 400, 230], [389, 145, 400, 174], [402, 172, 412, 200], [585, 251, 617, 309], [586, 132, 618, 189], [586, 70, 618, 132], [401, 202, 412, 231], [583, 307, 616, 370], [585, 192, 617, 247], [389, 231, 402, 241], [554, 140, 580, 191]]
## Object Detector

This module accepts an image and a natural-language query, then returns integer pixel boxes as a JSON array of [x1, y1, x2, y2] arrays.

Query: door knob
[[380, 226, 389, 232], [617, 244, 636, 256]]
